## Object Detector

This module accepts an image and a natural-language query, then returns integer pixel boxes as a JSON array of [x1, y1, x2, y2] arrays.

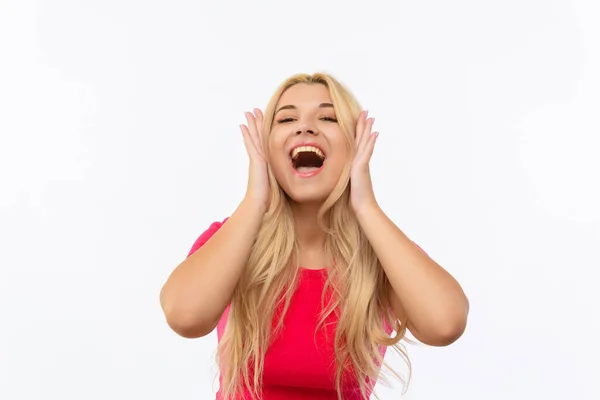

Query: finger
[[240, 124, 260, 159], [355, 131, 379, 165], [355, 110, 367, 146], [253, 108, 264, 129], [253, 108, 265, 151], [245, 112, 262, 155], [358, 117, 375, 151], [364, 131, 379, 160]]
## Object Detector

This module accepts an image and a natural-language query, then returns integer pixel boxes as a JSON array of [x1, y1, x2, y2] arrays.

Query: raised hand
[[350, 111, 379, 215], [240, 108, 270, 213]]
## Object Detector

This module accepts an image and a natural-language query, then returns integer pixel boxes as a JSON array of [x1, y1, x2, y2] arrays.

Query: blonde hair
[[217, 73, 410, 399]]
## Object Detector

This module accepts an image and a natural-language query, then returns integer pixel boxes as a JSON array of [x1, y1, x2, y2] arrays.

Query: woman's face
[[268, 83, 348, 204]]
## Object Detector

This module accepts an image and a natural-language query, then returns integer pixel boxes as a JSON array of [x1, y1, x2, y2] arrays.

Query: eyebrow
[[275, 103, 334, 115]]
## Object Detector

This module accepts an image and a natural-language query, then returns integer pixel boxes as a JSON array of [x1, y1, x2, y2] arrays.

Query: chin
[[272, 162, 343, 206], [283, 187, 331, 205], [286, 193, 328, 205]]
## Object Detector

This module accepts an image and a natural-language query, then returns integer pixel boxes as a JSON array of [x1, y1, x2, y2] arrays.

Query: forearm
[[356, 204, 469, 344], [160, 198, 264, 338]]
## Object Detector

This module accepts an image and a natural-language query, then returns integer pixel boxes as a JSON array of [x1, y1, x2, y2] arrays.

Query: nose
[[295, 123, 319, 136]]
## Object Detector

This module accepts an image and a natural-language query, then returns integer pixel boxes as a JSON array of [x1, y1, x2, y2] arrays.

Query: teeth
[[290, 146, 325, 159]]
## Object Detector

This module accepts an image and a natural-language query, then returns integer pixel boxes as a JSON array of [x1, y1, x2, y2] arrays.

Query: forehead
[[276, 83, 332, 107]]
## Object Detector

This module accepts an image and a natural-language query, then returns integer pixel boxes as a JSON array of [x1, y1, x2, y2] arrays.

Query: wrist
[[353, 201, 380, 222], [241, 196, 268, 216]]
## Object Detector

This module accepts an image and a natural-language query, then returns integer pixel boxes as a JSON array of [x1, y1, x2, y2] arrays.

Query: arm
[[159, 198, 264, 338], [356, 205, 469, 346]]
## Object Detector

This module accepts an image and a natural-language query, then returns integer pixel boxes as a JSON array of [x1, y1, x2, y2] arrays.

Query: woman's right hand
[[240, 108, 270, 214]]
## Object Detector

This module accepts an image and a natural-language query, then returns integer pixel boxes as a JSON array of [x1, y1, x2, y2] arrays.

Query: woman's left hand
[[350, 111, 379, 216]]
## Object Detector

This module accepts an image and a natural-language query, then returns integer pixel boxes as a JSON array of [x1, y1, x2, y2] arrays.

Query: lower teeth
[[296, 166, 319, 173]]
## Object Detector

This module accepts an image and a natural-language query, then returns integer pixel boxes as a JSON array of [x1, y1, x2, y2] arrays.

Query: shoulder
[[187, 217, 229, 257]]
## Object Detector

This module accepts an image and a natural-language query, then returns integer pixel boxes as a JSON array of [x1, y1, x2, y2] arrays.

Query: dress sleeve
[[412, 241, 428, 256], [187, 217, 229, 257]]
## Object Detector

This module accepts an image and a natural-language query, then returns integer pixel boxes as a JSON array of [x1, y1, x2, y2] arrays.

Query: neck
[[289, 201, 325, 250]]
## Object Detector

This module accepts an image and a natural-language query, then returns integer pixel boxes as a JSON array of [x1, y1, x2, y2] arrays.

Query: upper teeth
[[291, 146, 325, 159]]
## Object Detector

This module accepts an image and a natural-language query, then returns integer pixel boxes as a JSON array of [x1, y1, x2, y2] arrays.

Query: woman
[[160, 73, 469, 399]]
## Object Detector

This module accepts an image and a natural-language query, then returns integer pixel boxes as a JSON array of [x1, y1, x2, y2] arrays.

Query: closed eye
[[276, 117, 338, 123], [276, 117, 295, 123], [321, 116, 337, 122]]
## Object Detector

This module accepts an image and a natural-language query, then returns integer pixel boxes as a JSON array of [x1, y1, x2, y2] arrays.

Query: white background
[[1, 0, 599, 399]]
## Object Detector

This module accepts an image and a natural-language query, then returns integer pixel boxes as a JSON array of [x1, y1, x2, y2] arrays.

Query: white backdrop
[[1, 1, 599, 399]]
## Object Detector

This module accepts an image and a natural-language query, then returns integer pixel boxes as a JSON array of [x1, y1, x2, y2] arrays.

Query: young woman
[[160, 73, 469, 399]]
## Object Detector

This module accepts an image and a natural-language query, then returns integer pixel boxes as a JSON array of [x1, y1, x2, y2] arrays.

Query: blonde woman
[[160, 73, 469, 399]]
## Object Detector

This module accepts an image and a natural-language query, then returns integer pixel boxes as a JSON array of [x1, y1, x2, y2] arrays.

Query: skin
[[160, 83, 469, 346], [268, 83, 347, 264], [264, 83, 469, 345]]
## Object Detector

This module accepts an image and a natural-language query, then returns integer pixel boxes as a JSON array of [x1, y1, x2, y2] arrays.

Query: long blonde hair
[[217, 73, 410, 399]]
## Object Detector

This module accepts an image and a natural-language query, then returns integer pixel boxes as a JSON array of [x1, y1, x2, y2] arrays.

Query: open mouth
[[289, 145, 326, 174]]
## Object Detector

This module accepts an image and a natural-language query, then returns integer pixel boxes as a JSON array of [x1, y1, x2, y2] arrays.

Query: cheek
[[327, 153, 348, 177], [267, 127, 288, 151], [267, 134, 283, 159], [267, 137, 289, 174], [328, 139, 350, 171]]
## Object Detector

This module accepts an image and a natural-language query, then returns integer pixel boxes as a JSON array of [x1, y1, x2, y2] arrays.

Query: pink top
[[187, 219, 395, 399]]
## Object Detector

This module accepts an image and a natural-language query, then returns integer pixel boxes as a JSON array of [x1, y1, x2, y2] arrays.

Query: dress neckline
[[298, 266, 327, 278]]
